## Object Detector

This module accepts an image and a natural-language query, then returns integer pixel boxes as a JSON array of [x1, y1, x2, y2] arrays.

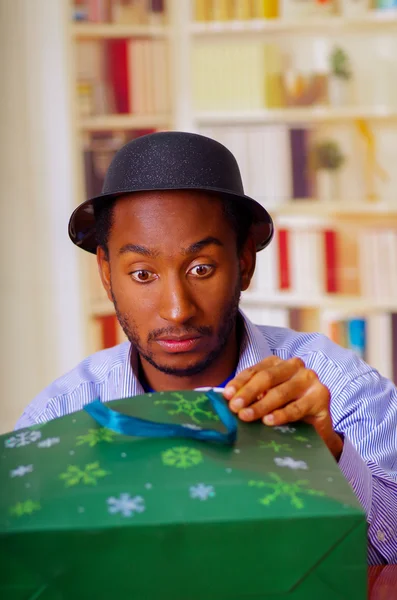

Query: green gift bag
[[0, 390, 367, 599]]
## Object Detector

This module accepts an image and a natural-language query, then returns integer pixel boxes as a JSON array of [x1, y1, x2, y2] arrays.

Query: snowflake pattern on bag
[[10, 465, 33, 478], [4, 431, 41, 448], [37, 437, 60, 449], [107, 494, 145, 517], [189, 483, 215, 501], [274, 457, 308, 470], [249, 475, 325, 510], [162, 447, 203, 469]]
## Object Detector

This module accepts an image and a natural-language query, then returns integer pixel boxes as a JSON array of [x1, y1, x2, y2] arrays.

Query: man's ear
[[97, 246, 113, 303], [239, 235, 256, 292]]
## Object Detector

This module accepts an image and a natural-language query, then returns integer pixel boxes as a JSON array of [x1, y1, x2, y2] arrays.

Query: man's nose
[[158, 277, 198, 324]]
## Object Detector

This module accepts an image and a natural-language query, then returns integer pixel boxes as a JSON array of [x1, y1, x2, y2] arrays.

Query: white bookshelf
[[184, 0, 397, 347], [69, 0, 178, 356], [70, 0, 397, 354]]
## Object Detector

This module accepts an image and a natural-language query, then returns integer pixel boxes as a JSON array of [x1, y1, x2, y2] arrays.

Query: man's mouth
[[155, 335, 202, 353]]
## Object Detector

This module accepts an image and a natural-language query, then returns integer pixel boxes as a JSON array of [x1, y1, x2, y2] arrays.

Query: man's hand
[[223, 356, 343, 460]]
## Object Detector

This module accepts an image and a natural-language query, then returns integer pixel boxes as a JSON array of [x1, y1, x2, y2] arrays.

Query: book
[[289, 128, 312, 200], [277, 229, 290, 291]]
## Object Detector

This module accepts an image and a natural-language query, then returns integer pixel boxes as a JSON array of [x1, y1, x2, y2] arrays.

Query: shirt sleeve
[[14, 411, 37, 430], [331, 370, 397, 564]]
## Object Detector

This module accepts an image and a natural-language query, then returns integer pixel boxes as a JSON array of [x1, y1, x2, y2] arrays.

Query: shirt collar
[[116, 309, 273, 398]]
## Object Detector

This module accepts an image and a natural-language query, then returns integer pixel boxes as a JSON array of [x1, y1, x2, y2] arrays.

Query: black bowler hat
[[68, 131, 274, 253]]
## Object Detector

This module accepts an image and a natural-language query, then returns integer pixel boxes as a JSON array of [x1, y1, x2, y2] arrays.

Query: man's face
[[97, 191, 254, 378]]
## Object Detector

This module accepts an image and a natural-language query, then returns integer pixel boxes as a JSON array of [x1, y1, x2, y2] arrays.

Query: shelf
[[241, 292, 397, 313], [92, 294, 397, 317], [194, 106, 397, 125], [267, 201, 397, 217], [191, 12, 397, 36], [71, 23, 170, 39], [78, 114, 171, 131]]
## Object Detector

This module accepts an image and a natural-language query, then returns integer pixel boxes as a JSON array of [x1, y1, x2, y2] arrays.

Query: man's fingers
[[264, 387, 330, 427], [223, 356, 282, 400], [227, 357, 305, 412], [237, 372, 311, 421]]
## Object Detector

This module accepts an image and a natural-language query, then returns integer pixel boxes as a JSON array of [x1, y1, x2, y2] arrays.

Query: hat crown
[[102, 131, 245, 197]]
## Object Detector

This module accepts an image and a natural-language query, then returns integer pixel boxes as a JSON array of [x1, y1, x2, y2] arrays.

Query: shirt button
[[377, 530, 386, 542]]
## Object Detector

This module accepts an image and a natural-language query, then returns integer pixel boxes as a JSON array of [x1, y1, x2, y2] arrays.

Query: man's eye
[[189, 265, 214, 277], [130, 270, 155, 283]]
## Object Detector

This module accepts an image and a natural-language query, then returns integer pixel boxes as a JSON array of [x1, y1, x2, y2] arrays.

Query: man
[[16, 131, 396, 564]]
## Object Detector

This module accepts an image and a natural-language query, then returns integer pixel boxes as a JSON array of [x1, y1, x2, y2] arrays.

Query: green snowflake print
[[76, 428, 117, 447], [294, 435, 309, 443], [259, 440, 293, 453], [162, 446, 203, 469], [59, 462, 110, 487], [9, 500, 41, 517], [154, 392, 219, 424], [249, 473, 325, 510]]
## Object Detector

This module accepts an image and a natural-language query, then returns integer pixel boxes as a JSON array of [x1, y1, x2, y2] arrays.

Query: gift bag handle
[[84, 390, 237, 446]]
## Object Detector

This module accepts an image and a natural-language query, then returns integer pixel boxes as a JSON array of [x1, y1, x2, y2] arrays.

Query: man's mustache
[[148, 326, 213, 342]]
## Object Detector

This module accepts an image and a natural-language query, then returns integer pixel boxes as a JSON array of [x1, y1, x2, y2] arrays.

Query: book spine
[[324, 229, 338, 294], [347, 318, 366, 360], [97, 314, 118, 349], [367, 314, 393, 380], [277, 228, 290, 290], [106, 40, 130, 114], [289, 128, 311, 199]]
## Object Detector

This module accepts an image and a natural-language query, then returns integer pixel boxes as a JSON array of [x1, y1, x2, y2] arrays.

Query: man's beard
[[111, 280, 241, 378]]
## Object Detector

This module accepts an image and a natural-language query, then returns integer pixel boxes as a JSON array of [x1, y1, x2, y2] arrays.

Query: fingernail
[[240, 408, 254, 420], [230, 397, 244, 411], [263, 414, 274, 426], [224, 386, 236, 399]]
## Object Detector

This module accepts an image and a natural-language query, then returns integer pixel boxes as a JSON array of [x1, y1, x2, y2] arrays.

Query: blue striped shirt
[[16, 311, 397, 565]]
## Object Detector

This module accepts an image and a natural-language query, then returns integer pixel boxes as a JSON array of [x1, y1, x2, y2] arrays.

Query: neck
[[137, 321, 241, 392]]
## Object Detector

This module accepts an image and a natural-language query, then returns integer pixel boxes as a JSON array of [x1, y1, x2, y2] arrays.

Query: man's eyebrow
[[182, 236, 224, 255], [117, 237, 223, 258], [118, 244, 159, 258]]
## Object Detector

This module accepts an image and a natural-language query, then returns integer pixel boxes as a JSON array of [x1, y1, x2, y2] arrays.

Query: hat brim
[[68, 187, 274, 254]]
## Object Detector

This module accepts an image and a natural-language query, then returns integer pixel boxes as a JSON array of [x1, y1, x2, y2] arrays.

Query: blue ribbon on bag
[[84, 389, 237, 445]]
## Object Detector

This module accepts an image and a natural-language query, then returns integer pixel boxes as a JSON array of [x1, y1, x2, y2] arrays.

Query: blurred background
[[1, 0, 397, 433]]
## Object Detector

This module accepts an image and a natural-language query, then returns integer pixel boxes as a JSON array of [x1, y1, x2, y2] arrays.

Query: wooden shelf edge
[[194, 106, 397, 124], [71, 23, 170, 39], [267, 201, 397, 217], [241, 293, 397, 312], [191, 13, 397, 35], [78, 114, 172, 131]]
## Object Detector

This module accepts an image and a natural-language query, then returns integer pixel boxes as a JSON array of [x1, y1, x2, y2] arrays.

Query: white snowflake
[[189, 483, 216, 501], [274, 457, 308, 470], [4, 431, 41, 448], [10, 464, 33, 478], [37, 437, 60, 448], [273, 426, 296, 434], [107, 494, 145, 517]]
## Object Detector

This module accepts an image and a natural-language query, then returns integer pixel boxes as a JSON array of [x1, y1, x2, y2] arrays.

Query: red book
[[98, 315, 118, 349], [106, 40, 130, 114], [324, 229, 338, 293], [277, 229, 290, 290]]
